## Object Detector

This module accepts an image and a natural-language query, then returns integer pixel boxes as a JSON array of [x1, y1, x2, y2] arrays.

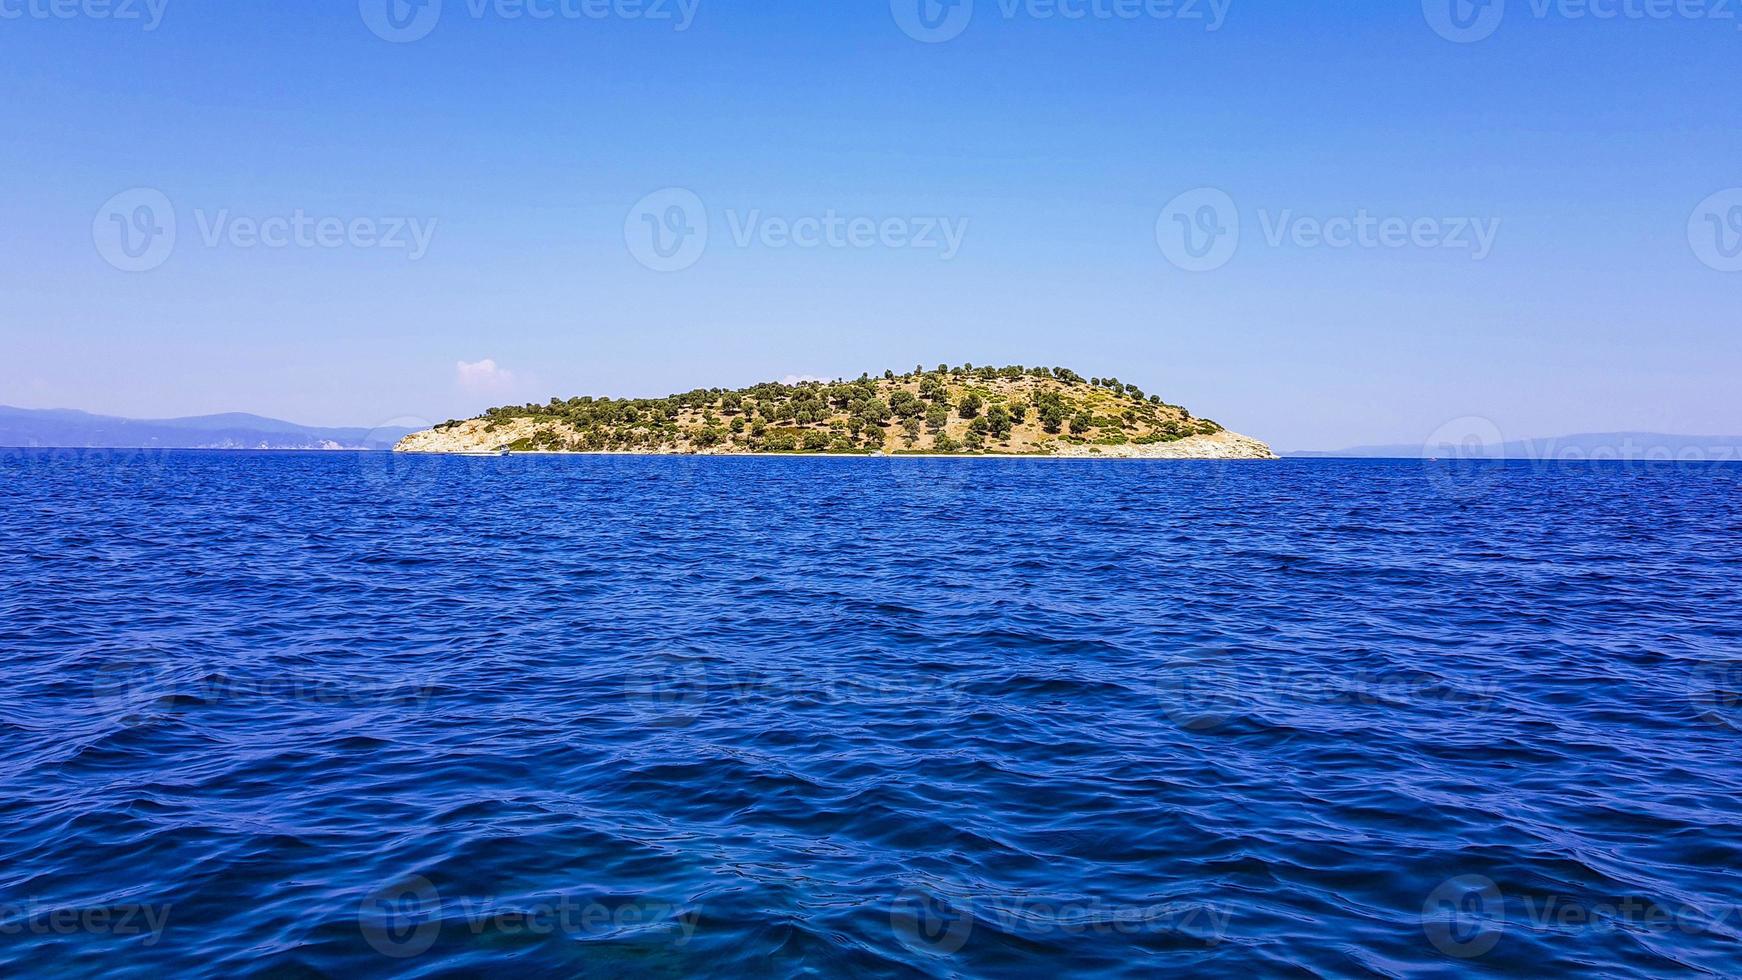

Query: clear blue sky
[[2, 0, 1737, 450]]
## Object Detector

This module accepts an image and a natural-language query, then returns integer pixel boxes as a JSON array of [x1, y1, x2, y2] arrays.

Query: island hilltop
[[397, 364, 1276, 459]]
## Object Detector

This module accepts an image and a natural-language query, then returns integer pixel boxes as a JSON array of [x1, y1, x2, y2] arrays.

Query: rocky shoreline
[[396, 418, 1277, 460]]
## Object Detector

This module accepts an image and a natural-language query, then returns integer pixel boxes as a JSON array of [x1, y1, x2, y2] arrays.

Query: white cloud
[[456, 359, 515, 393]]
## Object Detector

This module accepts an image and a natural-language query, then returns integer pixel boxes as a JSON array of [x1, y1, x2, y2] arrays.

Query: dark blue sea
[[3, 450, 1740, 977]]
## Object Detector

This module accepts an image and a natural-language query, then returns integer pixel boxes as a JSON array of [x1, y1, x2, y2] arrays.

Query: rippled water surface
[[3, 451, 1740, 977]]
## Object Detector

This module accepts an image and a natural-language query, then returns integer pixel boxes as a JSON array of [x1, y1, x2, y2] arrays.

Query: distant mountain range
[[1287, 432, 1742, 460], [0, 406, 416, 450]]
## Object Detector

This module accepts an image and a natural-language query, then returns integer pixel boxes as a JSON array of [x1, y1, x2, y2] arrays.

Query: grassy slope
[[441, 366, 1226, 456]]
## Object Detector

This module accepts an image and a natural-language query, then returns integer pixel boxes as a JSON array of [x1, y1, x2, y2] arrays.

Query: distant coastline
[[9, 402, 1738, 463], [1287, 432, 1742, 461], [0, 406, 413, 451]]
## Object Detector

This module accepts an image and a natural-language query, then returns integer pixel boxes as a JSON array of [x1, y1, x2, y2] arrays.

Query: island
[[396, 364, 1277, 459]]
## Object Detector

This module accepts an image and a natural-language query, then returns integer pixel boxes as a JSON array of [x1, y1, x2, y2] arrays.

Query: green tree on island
[[987, 405, 1013, 440], [925, 403, 949, 433]]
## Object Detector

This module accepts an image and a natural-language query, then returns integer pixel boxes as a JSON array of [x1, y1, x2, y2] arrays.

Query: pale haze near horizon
[[1, 1, 1737, 453]]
